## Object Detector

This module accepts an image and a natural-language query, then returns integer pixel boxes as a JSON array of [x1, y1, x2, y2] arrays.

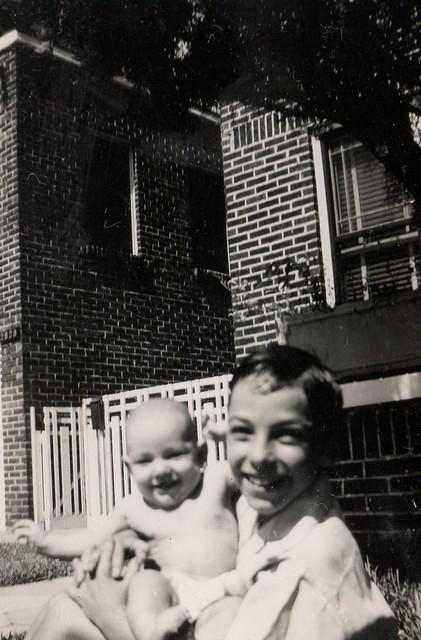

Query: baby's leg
[[127, 570, 189, 640], [195, 597, 242, 640], [156, 604, 191, 639], [27, 591, 105, 640]]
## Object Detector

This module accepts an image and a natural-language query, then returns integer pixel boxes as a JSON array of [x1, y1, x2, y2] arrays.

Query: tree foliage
[[0, 0, 420, 201], [207, 0, 420, 204]]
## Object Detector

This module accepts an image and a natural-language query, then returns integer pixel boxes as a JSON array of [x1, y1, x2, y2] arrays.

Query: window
[[83, 135, 137, 254], [187, 168, 228, 274], [312, 132, 419, 305]]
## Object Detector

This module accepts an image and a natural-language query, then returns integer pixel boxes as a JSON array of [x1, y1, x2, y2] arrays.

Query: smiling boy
[[228, 381, 321, 517], [216, 344, 397, 640]]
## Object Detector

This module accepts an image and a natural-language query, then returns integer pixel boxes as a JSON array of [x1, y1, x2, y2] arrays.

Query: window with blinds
[[327, 135, 419, 303]]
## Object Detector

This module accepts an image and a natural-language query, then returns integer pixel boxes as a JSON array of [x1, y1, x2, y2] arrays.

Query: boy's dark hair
[[230, 343, 343, 446]]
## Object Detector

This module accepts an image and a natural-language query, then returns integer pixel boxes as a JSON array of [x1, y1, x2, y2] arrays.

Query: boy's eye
[[277, 435, 301, 445], [275, 429, 308, 445], [134, 458, 151, 465], [229, 426, 252, 441]]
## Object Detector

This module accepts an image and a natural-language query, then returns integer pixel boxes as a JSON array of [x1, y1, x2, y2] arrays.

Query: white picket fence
[[30, 406, 86, 530], [31, 374, 232, 529]]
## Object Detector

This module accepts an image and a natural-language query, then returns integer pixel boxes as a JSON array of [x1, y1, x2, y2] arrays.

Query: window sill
[[80, 244, 141, 261], [79, 244, 152, 286], [288, 289, 421, 326], [338, 230, 420, 257], [287, 289, 421, 380]]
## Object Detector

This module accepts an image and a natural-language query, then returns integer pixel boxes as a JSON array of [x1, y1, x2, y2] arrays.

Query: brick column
[[0, 48, 29, 525], [220, 104, 322, 359]]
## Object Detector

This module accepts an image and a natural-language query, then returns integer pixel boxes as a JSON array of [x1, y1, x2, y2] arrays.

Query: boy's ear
[[313, 437, 337, 470], [318, 451, 334, 470]]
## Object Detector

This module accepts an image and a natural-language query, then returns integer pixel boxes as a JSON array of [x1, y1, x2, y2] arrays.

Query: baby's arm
[[13, 508, 130, 559], [202, 413, 238, 493], [174, 542, 282, 623], [12, 519, 103, 558], [163, 570, 248, 624], [178, 553, 277, 621], [214, 552, 277, 597]]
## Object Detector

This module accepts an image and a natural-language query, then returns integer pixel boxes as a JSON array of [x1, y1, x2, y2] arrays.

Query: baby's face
[[125, 411, 201, 510], [227, 376, 319, 517]]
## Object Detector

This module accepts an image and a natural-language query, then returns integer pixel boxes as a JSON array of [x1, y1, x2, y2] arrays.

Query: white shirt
[[225, 476, 397, 640]]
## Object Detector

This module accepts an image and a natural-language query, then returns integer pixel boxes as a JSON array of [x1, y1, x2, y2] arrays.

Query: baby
[[14, 398, 239, 640]]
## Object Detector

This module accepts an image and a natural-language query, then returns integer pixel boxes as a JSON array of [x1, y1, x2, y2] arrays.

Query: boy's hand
[[69, 539, 139, 638], [109, 529, 148, 579], [12, 520, 44, 547], [74, 545, 101, 586]]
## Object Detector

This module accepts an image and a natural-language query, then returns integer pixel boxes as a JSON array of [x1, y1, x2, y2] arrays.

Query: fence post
[[202, 402, 218, 464], [215, 377, 227, 461], [120, 398, 131, 498], [102, 397, 113, 514], [70, 408, 81, 515], [83, 399, 102, 528], [77, 408, 87, 516], [30, 407, 41, 524], [41, 408, 53, 531]]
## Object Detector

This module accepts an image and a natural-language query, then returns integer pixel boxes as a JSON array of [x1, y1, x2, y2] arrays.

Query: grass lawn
[[366, 564, 421, 640], [0, 544, 419, 639], [0, 542, 72, 587]]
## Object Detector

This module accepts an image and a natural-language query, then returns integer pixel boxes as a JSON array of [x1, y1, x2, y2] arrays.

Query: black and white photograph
[[0, 2, 419, 639]]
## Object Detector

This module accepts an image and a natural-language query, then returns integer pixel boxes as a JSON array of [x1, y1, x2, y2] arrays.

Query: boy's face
[[227, 376, 320, 517], [125, 404, 201, 510]]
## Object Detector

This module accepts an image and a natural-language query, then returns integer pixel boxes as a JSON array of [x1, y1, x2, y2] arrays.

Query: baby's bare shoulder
[[116, 492, 153, 534], [117, 491, 145, 514]]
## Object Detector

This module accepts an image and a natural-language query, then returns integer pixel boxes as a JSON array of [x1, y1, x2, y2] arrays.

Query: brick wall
[[220, 103, 322, 360], [0, 43, 234, 522], [221, 102, 421, 562], [0, 49, 30, 523], [334, 400, 421, 568]]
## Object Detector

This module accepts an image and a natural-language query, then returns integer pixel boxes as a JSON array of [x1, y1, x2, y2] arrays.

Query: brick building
[[0, 31, 234, 527], [221, 103, 421, 563]]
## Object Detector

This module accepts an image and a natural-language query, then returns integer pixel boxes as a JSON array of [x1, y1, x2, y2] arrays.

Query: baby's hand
[[236, 552, 279, 586], [202, 414, 228, 441], [12, 520, 44, 547]]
